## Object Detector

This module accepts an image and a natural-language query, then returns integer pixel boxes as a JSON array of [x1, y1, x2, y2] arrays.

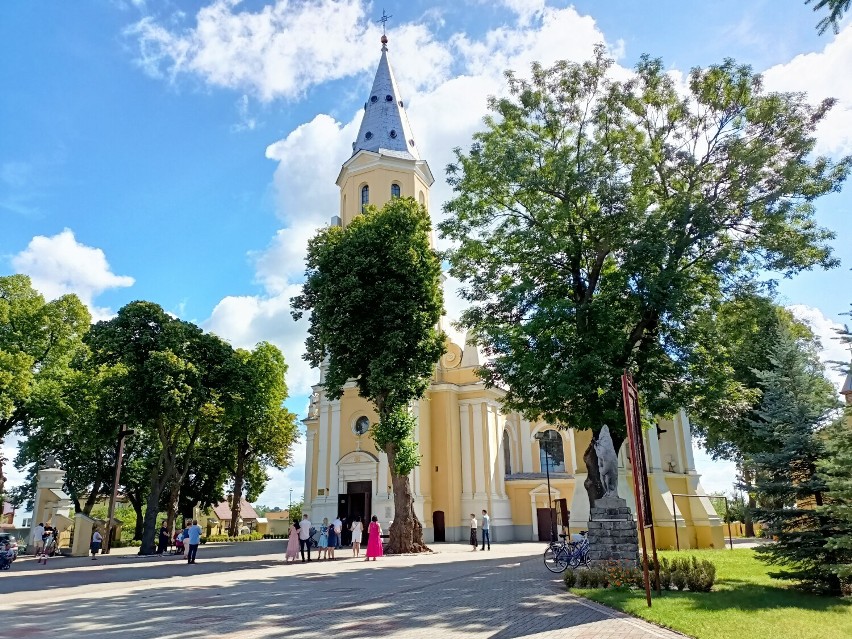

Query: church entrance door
[[536, 507, 557, 541], [347, 481, 372, 546], [432, 511, 445, 542]]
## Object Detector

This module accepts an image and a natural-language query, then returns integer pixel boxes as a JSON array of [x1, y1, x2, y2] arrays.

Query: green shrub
[[672, 569, 688, 590], [685, 556, 717, 592], [564, 570, 577, 588]]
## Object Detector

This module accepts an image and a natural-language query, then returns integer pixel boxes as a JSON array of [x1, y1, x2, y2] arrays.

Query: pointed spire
[[351, 35, 420, 161]]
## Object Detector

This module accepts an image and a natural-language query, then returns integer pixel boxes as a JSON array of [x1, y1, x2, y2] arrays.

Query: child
[[469, 513, 478, 550]]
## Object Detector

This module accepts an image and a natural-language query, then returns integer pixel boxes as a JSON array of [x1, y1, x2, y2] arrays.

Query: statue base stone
[[587, 496, 640, 567]]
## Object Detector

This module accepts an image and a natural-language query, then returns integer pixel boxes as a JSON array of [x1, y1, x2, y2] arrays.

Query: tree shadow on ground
[[0, 553, 618, 639]]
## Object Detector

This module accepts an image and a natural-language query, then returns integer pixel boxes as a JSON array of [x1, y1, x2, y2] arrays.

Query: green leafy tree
[[748, 324, 842, 594], [440, 49, 849, 506], [0, 274, 91, 496], [817, 418, 852, 589], [86, 301, 233, 554], [223, 342, 298, 536], [292, 197, 445, 553], [806, 0, 850, 34], [288, 498, 303, 524]]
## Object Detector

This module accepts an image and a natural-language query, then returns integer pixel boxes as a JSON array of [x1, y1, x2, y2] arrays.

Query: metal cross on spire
[[378, 9, 392, 35]]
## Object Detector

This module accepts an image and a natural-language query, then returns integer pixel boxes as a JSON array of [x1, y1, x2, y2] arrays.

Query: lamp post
[[289, 488, 293, 513], [103, 424, 134, 554], [534, 430, 558, 542]]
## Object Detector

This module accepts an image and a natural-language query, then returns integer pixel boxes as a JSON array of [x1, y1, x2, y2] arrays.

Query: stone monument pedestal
[[587, 496, 640, 567]]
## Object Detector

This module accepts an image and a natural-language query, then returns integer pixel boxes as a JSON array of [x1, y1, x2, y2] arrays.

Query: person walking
[[298, 513, 313, 562], [285, 520, 300, 563], [481, 509, 491, 551], [469, 513, 478, 551], [157, 522, 170, 555], [186, 519, 202, 564], [32, 522, 45, 558], [364, 516, 383, 562], [90, 528, 103, 559], [318, 518, 329, 560], [327, 519, 338, 560], [350, 516, 363, 558], [332, 515, 343, 549]]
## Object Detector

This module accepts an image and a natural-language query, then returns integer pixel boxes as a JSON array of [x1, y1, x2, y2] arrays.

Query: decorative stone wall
[[587, 496, 640, 567]]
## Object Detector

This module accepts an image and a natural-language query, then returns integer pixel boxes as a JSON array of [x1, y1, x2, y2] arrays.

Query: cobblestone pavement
[[0, 541, 686, 639]]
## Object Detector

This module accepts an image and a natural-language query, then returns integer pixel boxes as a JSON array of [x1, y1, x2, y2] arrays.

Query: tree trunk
[[165, 480, 181, 533], [741, 466, 756, 537], [229, 444, 247, 537], [127, 492, 144, 540], [140, 458, 170, 555], [386, 447, 429, 554], [82, 479, 102, 516]]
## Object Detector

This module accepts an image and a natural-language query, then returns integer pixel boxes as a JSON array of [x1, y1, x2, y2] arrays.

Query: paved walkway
[[0, 541, 686, 639]]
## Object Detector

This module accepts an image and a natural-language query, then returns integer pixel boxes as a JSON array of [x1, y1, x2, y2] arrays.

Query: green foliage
[[569, 556, 716, 592], [204, 532, 263, 543], [371, 408, 421, 476], [439, 49, 849, 442], [806, 0, 851, 34], [747, 323, 844, 594], [817, 419, 852, 587], [288, 498, 303, 523]]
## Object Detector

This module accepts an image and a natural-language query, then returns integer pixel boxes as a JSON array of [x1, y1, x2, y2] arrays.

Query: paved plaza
[[0, 541, 684, 639]]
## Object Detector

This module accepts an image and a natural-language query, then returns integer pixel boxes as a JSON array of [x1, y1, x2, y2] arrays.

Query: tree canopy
[[292, 196, 445, 552], [440, 49, 849, 505], [806, 0, 851, 34]]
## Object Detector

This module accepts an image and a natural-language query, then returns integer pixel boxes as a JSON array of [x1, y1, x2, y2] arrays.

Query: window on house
[[361, 185, 369, 212], [391, 183, 401, 199], [539, 430, 565, 473], [503, 430, 512, 475]]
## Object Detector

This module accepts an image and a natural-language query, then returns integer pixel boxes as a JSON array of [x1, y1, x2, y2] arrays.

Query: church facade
[[302, 35, 724, 549]]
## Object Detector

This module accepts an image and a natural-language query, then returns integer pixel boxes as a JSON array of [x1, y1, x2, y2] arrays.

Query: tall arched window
[[391, 183, 401, 199], [503, 430, 512, 475], [361, 185, 369, 212], [538, 430, 565, 473]]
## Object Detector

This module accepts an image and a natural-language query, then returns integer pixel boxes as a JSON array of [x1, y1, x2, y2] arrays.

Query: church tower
[[335, 34, 434, 228]]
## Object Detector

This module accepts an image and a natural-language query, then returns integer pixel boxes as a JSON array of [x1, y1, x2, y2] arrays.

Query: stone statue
[[594, 425, 619, 498], [42, 455, 60, 470]]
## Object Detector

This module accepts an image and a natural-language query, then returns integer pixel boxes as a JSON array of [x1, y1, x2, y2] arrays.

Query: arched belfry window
[[503, 430, 512, 475], [538, 430, 565, 473], [391, 183, 401, 199], [361, 185, 369, 212]]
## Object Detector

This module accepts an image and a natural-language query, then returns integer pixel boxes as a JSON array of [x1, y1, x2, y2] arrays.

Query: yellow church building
[[302, 34, 724, 550]]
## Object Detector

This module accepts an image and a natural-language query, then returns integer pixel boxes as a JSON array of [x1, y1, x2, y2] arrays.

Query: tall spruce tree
[[817, 418, 852, 591], [748, 323, 842, 593]]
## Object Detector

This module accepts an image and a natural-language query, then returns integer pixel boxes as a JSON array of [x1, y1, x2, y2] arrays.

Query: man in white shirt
[[32, 523, 45, 557], [481, 509, 491, 551], [332, 516, 343, 548], [299, 513, 313, 562]]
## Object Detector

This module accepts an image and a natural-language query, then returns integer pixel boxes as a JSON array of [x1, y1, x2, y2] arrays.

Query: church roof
[[351, 35, 420, 161]]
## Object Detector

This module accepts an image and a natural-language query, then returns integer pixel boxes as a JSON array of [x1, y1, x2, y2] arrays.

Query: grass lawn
[[574, 549, 851, 639]]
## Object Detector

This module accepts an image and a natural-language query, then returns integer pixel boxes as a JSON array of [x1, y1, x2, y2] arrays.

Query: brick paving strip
[[0, 542, 688, 639]]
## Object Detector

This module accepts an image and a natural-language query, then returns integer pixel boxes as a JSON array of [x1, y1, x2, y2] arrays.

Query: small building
[[208, 498, 259, 536], [263, 509, 291, 536]]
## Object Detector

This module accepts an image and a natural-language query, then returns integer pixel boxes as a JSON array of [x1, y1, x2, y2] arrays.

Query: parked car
[[0, 533, 18, 560]]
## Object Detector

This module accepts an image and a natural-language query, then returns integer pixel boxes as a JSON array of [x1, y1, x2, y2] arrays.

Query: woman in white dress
[[350, 515, 363, 558]]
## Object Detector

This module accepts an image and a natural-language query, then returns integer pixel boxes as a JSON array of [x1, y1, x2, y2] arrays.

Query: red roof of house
[[2, 501, 14, 516], [212, 498, 259, 522]]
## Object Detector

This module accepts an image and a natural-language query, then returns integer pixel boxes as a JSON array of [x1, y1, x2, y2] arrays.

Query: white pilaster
[[316, 401, 330, 503], [472, 402, 487, 499], [567, 429, 578, 474], [304, 429, 316, 503], [678, 409, 697, 472], [459, 401, 473, 498], [329, 400, 341, 498]]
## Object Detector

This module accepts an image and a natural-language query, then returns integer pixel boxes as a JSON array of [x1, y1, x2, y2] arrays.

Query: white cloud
[[762, 23, 852, 156], [11, 229, 135, 321], [788, 304, 849, 390]]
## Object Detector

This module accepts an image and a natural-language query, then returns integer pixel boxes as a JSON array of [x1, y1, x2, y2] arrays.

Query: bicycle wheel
[[543, 546, 569, 573]]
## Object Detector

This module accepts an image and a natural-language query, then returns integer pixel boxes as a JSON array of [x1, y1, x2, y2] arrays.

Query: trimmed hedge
[[564, 556, 717, 593], [202, 532, 264, 544]]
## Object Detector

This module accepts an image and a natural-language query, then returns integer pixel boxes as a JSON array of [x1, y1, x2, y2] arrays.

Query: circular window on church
[[385, 94, 393, 101], [408, 139, 415, 146], [365, 131, 373, 140], [389, 129, 397, 139], [353, 416, 370, 436], [370, 95, 378, 103], [398, 100, 404, 107]]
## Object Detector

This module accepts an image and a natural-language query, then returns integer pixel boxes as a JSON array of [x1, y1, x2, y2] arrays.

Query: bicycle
[[543, 531, 590, 573]]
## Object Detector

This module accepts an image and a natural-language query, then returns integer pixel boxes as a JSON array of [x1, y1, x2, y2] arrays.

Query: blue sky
[[2, 0, 851, 507]]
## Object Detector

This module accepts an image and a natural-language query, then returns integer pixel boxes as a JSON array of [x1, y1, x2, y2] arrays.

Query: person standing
[[469, 513, 478, 551], [186, 519, 202, 564], [327, 519, 338, 560], [32, 522, 45, 557], [90, 528, 103, 559], [364, 516, 383, 562], [298, 513, 313, 562], [481, 509, 491, 551], [157, 522, 170, 555], [350, 516, 363, 558], [332, 515, 343, 549], [285, 520, 300, 563], [318, 518, 329, 560]]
